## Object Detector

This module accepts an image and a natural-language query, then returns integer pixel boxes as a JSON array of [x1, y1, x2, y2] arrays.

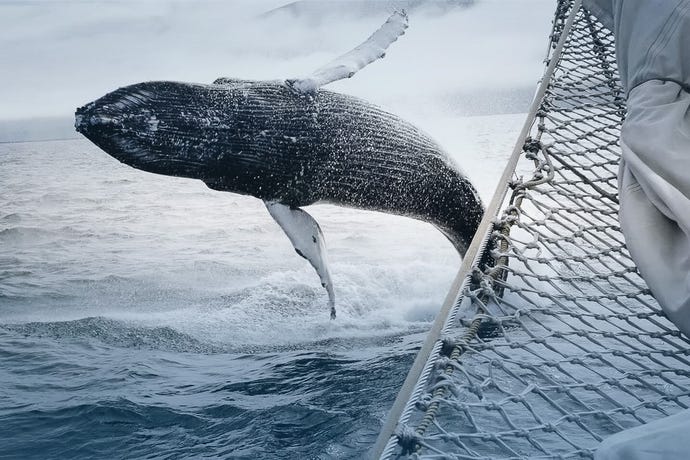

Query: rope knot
[[395, 425, 422, 455], [524, 138, 543, 156]]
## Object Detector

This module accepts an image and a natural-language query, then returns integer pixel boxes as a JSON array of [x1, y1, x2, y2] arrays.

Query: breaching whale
[[74, 12, 484, 318]]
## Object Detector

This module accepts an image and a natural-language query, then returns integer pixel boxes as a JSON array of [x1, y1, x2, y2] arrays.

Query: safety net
[[373, 0, 690, 458]]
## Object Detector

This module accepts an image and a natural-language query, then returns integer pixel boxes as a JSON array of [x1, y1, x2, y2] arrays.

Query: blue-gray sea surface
[[0, 139, 464, 459]]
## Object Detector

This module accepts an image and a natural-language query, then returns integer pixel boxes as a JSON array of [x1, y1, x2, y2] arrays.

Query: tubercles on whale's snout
[[74, 102, 94, 134], [74, 100, 121, 136]]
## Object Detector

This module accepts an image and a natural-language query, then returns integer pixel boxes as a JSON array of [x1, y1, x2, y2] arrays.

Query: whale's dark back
[[76, 80, 484, 254]]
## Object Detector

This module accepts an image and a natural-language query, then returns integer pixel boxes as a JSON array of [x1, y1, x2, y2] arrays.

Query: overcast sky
[[0, 0, 554, 121]]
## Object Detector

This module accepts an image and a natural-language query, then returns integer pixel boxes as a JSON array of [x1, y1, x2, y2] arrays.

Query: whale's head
[[75, 81, 250, 182]]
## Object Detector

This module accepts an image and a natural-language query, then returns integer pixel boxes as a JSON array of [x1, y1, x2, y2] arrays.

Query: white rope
[[371, 2, 584, 458]]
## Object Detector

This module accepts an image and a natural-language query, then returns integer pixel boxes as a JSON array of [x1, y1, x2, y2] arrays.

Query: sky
[[0, 0, 555, 124]]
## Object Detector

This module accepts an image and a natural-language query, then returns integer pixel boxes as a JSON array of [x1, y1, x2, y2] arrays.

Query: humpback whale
[[74, 12, 484, 318]]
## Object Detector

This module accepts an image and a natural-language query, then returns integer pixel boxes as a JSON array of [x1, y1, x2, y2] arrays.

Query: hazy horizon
[[1, 0, 554, 138]]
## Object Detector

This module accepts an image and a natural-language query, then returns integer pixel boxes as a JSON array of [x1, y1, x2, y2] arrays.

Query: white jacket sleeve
[[583, 0, 690, 339]]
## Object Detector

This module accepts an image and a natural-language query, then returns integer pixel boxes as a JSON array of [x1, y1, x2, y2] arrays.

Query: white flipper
[[264, 201, 336, 319], [286, 10, 408, 94]]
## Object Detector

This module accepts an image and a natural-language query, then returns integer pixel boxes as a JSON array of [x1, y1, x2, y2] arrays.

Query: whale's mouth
[[76, 95, 167, 177]]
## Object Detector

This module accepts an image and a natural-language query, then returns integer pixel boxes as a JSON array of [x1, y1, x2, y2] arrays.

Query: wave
[[0, 225, 91, 244], [2, 317, 223, 353], [0, 399, 210, 460], [1, 308, 430, 356], [0, 213, 22, 224], [0, 226, 56, 243]]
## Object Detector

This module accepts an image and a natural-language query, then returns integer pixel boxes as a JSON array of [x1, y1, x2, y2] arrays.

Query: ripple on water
[[1, 213, 22, 224], [0, 226, 57, 244]]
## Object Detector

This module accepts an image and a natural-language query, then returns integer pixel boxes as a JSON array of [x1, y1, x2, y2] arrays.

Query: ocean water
[[0, 113, 522, 459]]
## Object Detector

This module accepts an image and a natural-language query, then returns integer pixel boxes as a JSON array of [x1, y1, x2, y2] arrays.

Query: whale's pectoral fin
[[264, 201, 336, 319], [286, 10, 408, 94]]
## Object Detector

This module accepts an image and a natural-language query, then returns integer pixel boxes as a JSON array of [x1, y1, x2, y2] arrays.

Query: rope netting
[[374, 1, 690, 458]]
